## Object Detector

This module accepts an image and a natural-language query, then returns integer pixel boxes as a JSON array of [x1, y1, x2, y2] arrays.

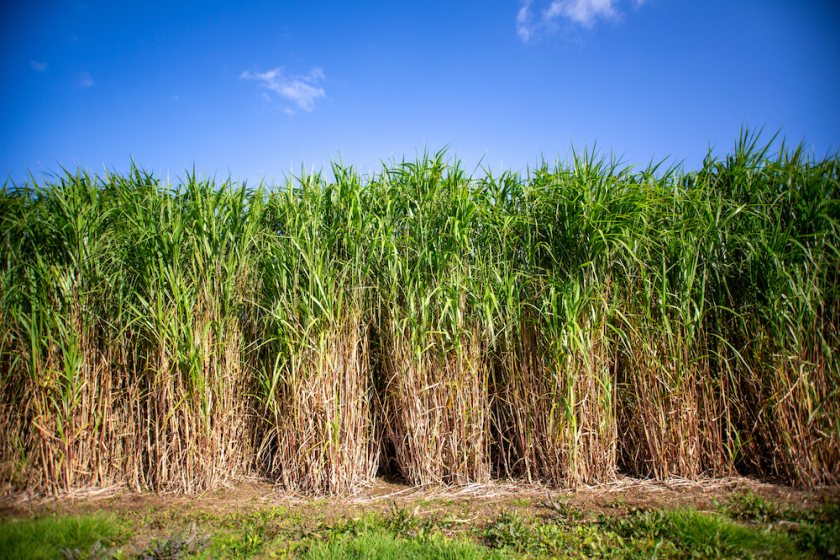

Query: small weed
[[541, 495, 582, 521], [482, 511, 532, 552], [136, 524, 208, 560], [720, 491, 782, 523], [605, 497, 627, 510], [383, 503, 419, 537]]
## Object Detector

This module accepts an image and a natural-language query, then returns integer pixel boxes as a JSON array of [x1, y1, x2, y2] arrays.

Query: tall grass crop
[[1, 133, 837, 494]]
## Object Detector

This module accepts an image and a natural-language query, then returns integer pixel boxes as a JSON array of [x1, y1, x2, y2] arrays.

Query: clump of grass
[[252, 170, 379, 493], [484, 162, 621, 486], [374, 156, 491, 485]]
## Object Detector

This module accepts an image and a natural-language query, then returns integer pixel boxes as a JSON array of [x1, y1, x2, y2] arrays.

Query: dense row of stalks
[[1, 133, 838, 495]]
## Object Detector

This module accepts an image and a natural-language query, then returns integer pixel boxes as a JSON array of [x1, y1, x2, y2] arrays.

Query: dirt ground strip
[[2, 476, 839, 524]]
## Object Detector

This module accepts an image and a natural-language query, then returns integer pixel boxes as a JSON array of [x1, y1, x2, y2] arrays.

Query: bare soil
[[2, 476, 838, 524]]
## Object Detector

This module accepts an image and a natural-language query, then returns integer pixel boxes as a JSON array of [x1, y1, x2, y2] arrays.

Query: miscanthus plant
[[252, 167, 379, 493], [0, 133, 837, 495]]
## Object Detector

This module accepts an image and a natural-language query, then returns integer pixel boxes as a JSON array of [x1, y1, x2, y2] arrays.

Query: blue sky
[[2, 0, 839, 183]]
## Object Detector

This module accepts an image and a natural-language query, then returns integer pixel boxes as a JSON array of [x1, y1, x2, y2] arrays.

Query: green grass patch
[[0, 514, 126, 560], [606, 508, 800, 559], [476, 504, 838, 559], [304, 529, 509, 560], [1, 497, 837, 559]]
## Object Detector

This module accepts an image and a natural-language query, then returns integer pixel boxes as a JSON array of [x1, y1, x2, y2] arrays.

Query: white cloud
[[545, 0, 617, 27], [77, 71, 94, 88], [517, 0, 647, 41], [241, 66, 326, 113], [517, 0, 534, 41], [30, 60, 48, 72]]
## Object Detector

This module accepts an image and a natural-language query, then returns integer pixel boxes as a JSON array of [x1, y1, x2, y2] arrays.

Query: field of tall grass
[[1, 132, 837, 495]]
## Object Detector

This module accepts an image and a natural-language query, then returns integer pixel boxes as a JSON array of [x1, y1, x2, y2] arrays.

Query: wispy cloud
[[240, 67, 326, 113], [77, 71, 94, 88], [517, 0, 647, 41], [545, 0, 617, 27], [517, 0, 534, 41], [30, 60, 48, 72]]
